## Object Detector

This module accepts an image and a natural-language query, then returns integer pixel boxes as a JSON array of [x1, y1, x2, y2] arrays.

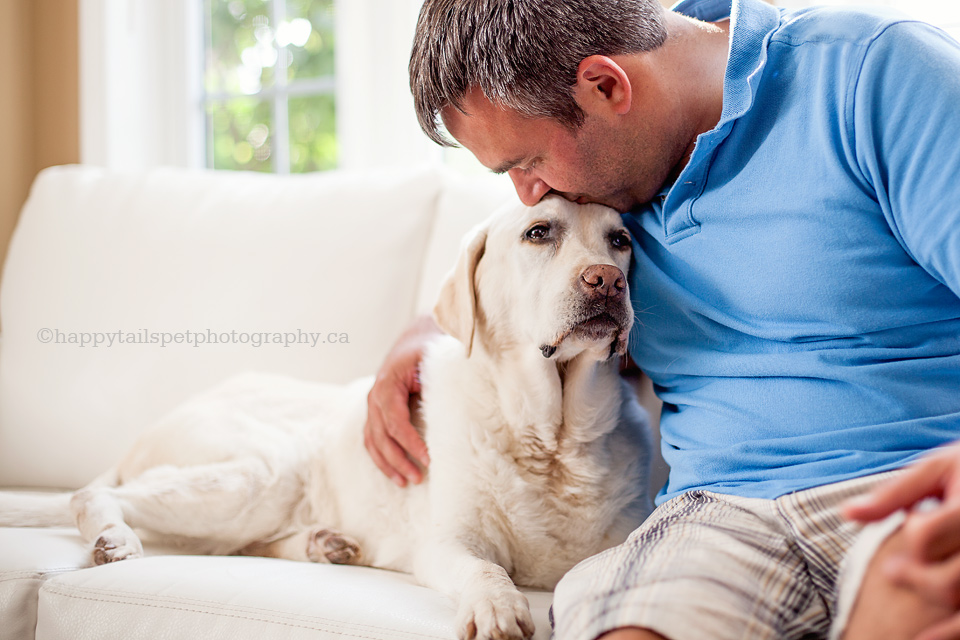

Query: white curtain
[[335, 0, 441, 170], [79, 0, 203, 170]]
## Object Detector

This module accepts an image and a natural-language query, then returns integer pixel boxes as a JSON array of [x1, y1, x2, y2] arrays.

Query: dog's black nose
[[579, 264, 626, 300]]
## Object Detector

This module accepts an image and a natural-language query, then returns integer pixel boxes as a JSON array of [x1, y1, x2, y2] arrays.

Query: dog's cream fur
[[0, 197, 652, 640]]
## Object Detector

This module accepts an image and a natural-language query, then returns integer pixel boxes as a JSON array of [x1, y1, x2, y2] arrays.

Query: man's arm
[[840, 20, 960, 638], [364, 314, 438, 487], [853, 22, 960, 299]]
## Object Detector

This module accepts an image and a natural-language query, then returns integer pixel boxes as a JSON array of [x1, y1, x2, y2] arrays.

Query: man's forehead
[[438, 103, 474, 149], [440, 94, 487, 133], [442, 90, 520, 130], [440, 103, 520, 171]]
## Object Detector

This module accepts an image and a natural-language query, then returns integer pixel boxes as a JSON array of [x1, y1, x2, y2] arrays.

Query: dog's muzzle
[[540, 264, 631, 359]]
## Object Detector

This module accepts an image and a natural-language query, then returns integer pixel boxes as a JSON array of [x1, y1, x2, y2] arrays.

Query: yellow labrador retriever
[[0, 196, 652, 640]]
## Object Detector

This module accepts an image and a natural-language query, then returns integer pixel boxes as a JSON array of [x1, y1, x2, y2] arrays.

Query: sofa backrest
[[0, 165, 514, 488]]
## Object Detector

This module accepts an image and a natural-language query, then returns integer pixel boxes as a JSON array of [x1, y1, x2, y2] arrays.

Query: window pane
[[283, 0, 336, 82], [289, 94, 336, 172], [206, 0, 277, 94], [206, 98, 274, 172], [202, 0, 337, 174]]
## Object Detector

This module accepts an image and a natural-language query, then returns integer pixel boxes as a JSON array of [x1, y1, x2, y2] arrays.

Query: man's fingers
[[916, 613, 960, 640], [369, 367, 429, 470], [902, 505, 960, 563], [361, 313, 439, 485], [844, 455, 949, 522], [378, 395, 430, 484], [365, 382, 419, 486], [886, 551, 960, 610], [364, 412, 408, 487], [378, 428, 424, 486], [369, 403, 424, 485], [381, 388, 430, 469], [369, 381, 428, 483]]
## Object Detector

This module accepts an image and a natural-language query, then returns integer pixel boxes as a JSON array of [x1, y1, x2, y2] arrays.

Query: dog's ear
[[433, 225, 488, 357]]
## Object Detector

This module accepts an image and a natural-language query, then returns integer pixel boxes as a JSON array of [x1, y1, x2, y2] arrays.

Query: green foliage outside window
[[204, 0, 337, 173]]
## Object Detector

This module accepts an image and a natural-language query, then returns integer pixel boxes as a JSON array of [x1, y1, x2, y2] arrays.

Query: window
[[202, 0, 337, 174]]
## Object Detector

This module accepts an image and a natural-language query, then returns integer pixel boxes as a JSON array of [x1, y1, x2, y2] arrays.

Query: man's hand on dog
[[365, 314, 436, 487]]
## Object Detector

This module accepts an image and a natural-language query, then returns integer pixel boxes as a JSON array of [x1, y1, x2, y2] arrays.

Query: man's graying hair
[[409, 0, 668, 147]]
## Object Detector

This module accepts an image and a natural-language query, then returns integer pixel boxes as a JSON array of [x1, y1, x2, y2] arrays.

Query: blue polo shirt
[[625, 0, 960, 504]]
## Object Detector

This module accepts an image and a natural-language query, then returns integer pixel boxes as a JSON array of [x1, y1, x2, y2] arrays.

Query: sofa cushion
[[413, 172, 515, 315], [0, 165, 445, 489], [0, 522, 209, 640], [34, 555, 553, 640], [0, 528, 91, 640]]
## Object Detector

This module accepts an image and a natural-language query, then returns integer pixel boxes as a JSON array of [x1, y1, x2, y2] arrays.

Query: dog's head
[[434, 196, 633, 363]]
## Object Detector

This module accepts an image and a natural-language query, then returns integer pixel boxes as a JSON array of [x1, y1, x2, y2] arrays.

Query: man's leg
[[552, 490, 828, 640], [841, 526, 953, 639]]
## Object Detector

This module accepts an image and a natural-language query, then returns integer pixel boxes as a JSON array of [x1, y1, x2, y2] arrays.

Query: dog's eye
[[524, 224, 551, 242], [609, 230, 631, 250]]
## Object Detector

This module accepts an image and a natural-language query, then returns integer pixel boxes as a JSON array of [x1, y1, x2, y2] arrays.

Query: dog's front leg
[[415, 540, 534, 640]]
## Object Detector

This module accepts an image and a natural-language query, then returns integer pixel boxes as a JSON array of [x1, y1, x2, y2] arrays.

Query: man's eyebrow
[[491, 158, 524, 175]]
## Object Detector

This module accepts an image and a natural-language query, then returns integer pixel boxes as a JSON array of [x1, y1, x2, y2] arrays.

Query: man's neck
[[662, 11, 732, 178]]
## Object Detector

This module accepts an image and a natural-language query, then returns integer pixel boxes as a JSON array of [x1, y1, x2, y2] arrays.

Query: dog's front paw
[[457, 589, 535, 640], [93, 525, 143, 565], [307, 528, 362, 565]]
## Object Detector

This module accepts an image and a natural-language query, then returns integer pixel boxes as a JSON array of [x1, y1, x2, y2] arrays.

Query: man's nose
[[508, 169, 550, 206]]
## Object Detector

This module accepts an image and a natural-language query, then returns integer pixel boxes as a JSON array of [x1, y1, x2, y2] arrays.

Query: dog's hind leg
[[71, 459, 286, 564], [240, 527, 362, 565]]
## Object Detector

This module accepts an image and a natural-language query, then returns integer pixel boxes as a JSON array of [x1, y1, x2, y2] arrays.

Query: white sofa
[[0, 165, 665, 640]]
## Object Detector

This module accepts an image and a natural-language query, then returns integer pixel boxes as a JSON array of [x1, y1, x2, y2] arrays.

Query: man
[[364, 0, 960, 638]]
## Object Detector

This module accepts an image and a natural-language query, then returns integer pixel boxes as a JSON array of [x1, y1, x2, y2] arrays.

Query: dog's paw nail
[[457, 589, 534, 640], [92, 528, 142, 564], [308, 528, 362, 564], [95, 536, 117, 551]]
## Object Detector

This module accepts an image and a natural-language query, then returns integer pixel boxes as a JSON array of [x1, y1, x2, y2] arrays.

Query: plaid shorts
[[552, 471, 900, 640]]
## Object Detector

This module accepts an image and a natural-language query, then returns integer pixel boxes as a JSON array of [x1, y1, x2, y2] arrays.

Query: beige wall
[[0, 0, 79, 311]]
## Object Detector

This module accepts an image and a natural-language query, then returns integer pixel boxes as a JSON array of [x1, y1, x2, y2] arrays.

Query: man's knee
[[841, 525, 954, 640]]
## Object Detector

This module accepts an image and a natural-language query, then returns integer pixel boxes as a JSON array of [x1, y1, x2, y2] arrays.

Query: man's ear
[[574, 55, 632, 116], [432, 225, 488, 357]]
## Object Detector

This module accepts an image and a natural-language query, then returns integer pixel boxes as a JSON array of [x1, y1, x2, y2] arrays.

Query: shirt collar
[[639, 0, 782, 211], [672, 0, 782, 129]]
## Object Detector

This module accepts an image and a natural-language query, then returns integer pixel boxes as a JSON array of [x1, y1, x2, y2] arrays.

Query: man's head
[[409, 0, 667, 147], [408, 0, 696, 212]]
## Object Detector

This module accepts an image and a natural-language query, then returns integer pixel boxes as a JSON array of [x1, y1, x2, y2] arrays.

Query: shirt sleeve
[[852, 20, 960, 299]]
